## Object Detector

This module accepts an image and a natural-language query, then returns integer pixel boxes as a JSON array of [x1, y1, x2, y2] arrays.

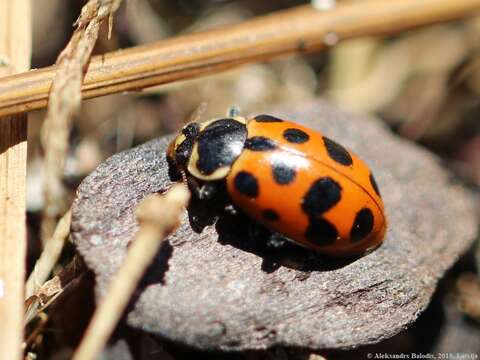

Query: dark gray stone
[[71, 100, 478, 351]]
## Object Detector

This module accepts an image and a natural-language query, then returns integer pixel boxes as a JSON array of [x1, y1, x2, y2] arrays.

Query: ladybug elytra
[[167, 113, 386, 257]]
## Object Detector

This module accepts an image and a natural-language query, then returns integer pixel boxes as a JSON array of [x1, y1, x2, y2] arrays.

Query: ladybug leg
[[247, 221, 270, 241], [266, 232, 288, 249], [198, 182, 218, 200], [245, 220, 287, 249], [186, 177, 218, 200], [224, 204, 238, 215]]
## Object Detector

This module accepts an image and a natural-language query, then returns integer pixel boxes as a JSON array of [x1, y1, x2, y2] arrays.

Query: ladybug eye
[[182, 123, 200, 140], [175, 138, 194, 167]]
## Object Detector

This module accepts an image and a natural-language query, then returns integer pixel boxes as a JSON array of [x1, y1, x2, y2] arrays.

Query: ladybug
[[167, 112, 386, 257]]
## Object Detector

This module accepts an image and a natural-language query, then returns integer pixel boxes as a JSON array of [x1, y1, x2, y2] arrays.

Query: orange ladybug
[[167, 113, 386, 257]]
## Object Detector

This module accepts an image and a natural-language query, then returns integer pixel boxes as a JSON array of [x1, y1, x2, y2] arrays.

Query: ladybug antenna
[[190, 101, 208, 123], [227, 106, 240, 118]]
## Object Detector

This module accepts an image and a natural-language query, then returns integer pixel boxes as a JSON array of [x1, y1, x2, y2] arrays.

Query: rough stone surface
[[71, 100, 478, 351]]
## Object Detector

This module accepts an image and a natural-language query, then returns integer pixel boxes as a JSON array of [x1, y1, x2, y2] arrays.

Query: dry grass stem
[[0, 0, 479, 118], [25, 256, 84, 325], [0, 1, 31, 359], [39, 0, 122, 244], [73, 184, 190, 360], [24, 269, 85, 352], [25, 210, 72, 299]]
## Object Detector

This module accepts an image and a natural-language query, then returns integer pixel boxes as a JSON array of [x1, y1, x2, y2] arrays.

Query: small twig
[[39, 0, 122, 244], [73, 184, 190, 360], [24, 262, 85, 353], [1, 0, 480, 118], [24, 256, 84, 325], [25, 210, 72, 299]]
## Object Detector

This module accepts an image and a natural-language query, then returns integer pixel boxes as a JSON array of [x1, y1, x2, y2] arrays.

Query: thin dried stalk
[[1, 0, 480, 118], [24, 256, 83, 325], [0, 1, 31, 359], [25, 210, 72, 299], [39, 0, 122, 243], [24, 258, 85, 351], [73, 184, 190, 360]]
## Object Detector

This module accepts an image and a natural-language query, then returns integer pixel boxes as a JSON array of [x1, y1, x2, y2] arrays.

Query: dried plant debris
[[40, 0, 122, 242], [71, 100, 478, 351]]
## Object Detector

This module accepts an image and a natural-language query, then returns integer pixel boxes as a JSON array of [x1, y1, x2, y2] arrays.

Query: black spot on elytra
[[196, 118, 247, 175], [369, 173, 381, 197], [262, 209, 280, 222], [305, 217, 338, 246], [254, 114, 284, 123], [245, 136, 277, 151], [350, 208, 374, 243], [272, 161, 297, 185], [323, 136, 353, 166], [302, 177, 342, 216], [234, 171, 259, 198], [283, 128, 309, 144]]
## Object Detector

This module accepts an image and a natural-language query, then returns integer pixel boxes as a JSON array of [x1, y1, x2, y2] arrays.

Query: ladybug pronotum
[[167, 113, 386, 257]]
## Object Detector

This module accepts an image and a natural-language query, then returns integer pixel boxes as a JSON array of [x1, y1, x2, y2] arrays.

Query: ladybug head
[[167, 122, 200, 169]]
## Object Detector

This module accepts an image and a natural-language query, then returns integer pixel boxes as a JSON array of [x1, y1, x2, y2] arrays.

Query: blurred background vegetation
[[25, 0, 480, 358]]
